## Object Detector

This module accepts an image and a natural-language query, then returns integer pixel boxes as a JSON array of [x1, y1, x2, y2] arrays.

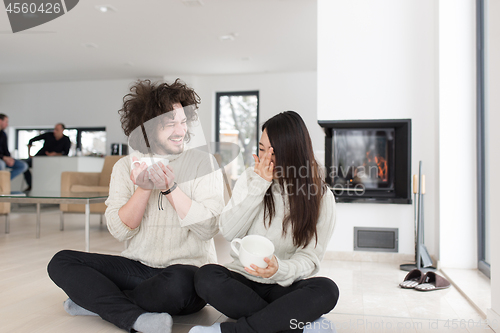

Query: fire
[[366, 151, 388, 182]]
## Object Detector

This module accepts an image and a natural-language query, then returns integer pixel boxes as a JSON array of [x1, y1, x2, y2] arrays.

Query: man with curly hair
[[47, 79, 224, 333]]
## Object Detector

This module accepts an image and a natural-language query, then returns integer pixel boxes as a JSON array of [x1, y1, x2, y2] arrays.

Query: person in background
[[23, 123, 71, 191], [0, 113, 29, 182]]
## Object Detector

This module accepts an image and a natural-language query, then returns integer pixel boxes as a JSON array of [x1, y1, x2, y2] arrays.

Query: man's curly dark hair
[[119, 79, 200, 153]]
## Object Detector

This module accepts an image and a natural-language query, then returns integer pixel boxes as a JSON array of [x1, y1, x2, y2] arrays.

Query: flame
[[366, 151, 388, 182]]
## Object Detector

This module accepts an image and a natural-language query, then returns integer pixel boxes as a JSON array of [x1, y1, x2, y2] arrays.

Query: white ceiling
[[0, 0, 317, 84]]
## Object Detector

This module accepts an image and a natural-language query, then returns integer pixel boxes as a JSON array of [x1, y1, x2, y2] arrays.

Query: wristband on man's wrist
[[158, 182, 178, 210], [161, 182, 177, 195]]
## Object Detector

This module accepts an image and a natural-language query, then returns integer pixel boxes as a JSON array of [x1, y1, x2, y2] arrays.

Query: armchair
[[60, 155, 122, 229], [0, 171, 11, 233]]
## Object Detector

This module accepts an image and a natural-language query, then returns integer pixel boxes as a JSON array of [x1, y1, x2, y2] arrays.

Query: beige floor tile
[[442, 290, 485, 322], [466, 320, 497, 333], [409, 318, 473, 333], [404, 295, 460, 321], [172, 324, 197, 333], [329, 269, 364, 295], [317, 265, 332, 278], [441, 268, 491, 318], [334, 291, 364, 315], [330, 260, 363, 271], [324, 313, 365, 333], [360, 261, 399, 271], [363, 315, 417, 333], [172, 305, 223, 325], [363, 293, 411, 318], [215, 314, 236, 323]]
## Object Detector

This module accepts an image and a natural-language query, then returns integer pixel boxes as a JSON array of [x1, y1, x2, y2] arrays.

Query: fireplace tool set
[[400, 161, 435, 272]]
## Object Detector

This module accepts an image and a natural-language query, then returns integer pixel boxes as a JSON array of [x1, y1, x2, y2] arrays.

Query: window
[[80, 129, 107, 156], [215, 91, 259, 184], [477, 0, 490, 278], [15, 127, 106, 159]]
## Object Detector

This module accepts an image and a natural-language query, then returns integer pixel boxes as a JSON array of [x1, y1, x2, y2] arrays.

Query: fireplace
[[319, 119, 411, 204]]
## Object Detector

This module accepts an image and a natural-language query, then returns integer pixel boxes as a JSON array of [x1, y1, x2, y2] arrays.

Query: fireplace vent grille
[[354, 227, 398, 252]]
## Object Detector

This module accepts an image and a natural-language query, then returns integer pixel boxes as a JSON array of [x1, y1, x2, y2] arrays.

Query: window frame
[[476, 0, 490, 278], [214, 90, 260, 156]]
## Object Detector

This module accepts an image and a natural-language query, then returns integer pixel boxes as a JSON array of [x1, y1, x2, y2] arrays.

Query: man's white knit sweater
[[221, 167, 336, 287], [105, 149, 224, 268]]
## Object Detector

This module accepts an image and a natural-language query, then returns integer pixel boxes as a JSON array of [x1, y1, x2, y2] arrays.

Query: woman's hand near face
[[253, 147, 274, 182], [244, 255, 279, 278]]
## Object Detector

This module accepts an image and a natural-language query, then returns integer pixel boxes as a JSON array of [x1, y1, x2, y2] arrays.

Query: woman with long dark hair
[[191, 111, 339, 333]]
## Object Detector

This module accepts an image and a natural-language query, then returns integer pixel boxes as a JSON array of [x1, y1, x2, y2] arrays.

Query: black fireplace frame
[[319, 119, 412, 204]]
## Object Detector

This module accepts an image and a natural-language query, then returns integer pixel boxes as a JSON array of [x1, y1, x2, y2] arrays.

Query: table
[[0, 191, 108, 252]]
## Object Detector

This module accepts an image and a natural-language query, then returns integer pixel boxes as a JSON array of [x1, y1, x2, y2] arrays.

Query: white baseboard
[[324, 250, 415, 264], [487, 308, 500, 332], [323, 250, 438, 266]]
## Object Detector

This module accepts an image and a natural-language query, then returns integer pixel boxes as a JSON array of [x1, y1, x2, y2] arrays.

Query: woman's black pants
[[194, 264, 339, 333]]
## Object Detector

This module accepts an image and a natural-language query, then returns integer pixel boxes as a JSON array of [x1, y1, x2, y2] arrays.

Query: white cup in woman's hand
[[231, 235, 275, 270]]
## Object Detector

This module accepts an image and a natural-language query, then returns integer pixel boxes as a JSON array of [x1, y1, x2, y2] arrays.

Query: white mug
[[131, 157, 169, 170], [230, 235, 275, 270]]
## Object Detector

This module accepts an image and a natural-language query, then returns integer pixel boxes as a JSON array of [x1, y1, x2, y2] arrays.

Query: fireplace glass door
[[332, 129, 395, 192]]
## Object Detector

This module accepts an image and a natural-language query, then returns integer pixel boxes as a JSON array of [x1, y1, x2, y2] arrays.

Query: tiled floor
[[0, 206, 494, 332], [323, 260, 494, 333], [441, 267, 492, 318]]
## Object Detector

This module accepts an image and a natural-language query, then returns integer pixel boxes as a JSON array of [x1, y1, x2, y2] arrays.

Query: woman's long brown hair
[[262, 111, 327, 248]]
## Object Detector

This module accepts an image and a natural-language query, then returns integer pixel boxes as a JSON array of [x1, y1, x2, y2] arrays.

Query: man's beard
[[155, 137, 184, 155]]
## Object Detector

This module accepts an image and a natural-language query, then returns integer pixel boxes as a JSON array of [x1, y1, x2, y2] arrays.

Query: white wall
[[318, 0, 439, 255], [486, 0, 500, 325], [0, 73, 318, 158], [438, 0, 477, 269], [0, 79, 158, 156], [165, 72, 320, 159]]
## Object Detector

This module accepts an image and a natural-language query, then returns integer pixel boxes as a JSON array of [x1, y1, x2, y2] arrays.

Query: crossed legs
[[48, 250, 206, 332], [194, 264, 339, 333]]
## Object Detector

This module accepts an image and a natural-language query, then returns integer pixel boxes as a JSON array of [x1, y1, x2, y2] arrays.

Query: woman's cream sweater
[[221, 167, 336, 287]]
